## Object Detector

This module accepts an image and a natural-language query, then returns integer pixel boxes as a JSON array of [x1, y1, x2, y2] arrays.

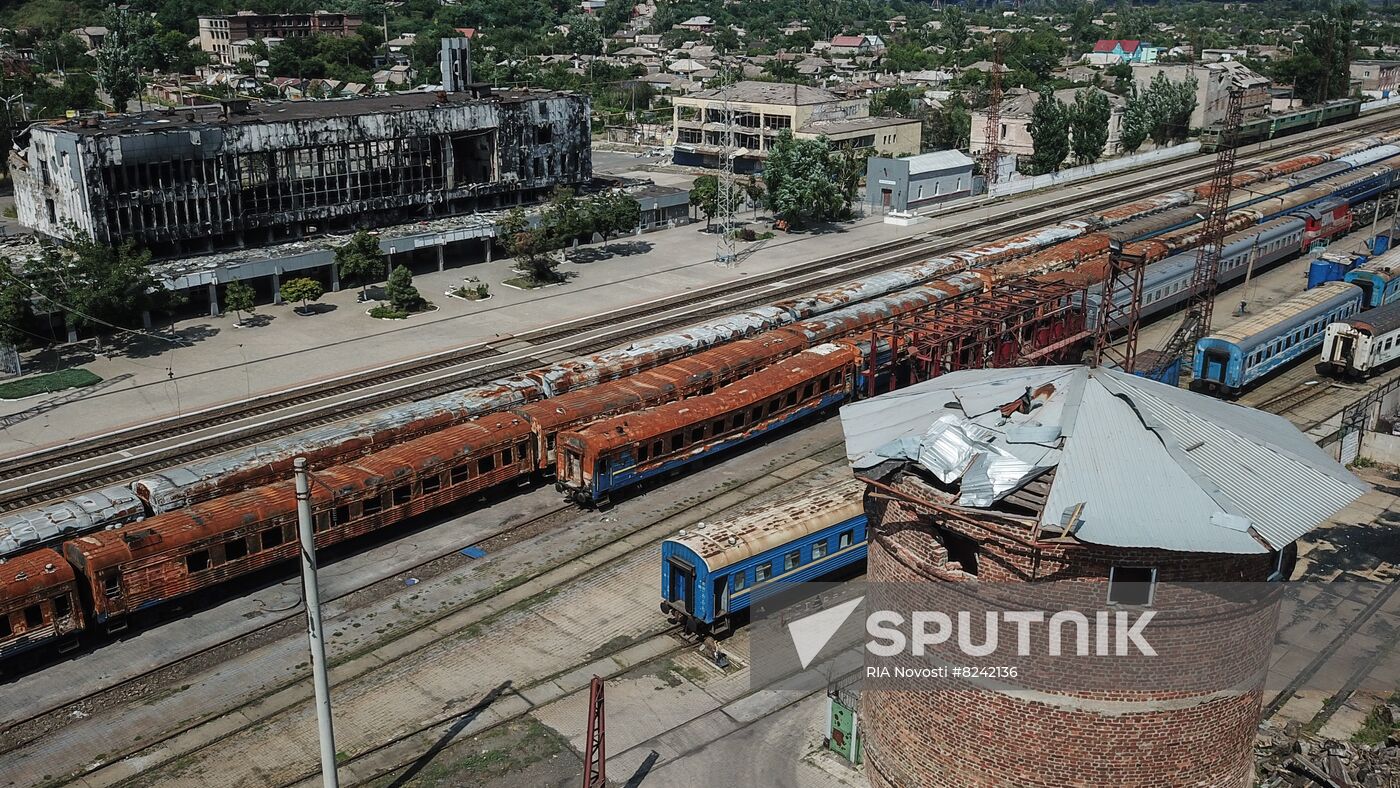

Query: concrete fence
[[987, 143, 1203, 199]]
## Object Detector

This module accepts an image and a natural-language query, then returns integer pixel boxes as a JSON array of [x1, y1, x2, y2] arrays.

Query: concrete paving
[[0, 417, 849, 788]]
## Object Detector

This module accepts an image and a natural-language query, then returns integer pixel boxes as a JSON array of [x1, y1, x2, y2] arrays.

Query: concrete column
[[437, 244, 445, 272], [207, 282, 220, 317], [330, 262, 341, 292], [272, 271, 283, 305], [66, 321, 78, 344], [141, 310, 153, 330], [484, 237, 492, 264]]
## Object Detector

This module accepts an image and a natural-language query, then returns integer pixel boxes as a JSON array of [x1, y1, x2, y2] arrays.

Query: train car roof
[[514, 378, 660, 432], [563, 344, 859, 452], [1209, 280, 1359, 347], [1343, 298, 1400, 336], [69, 412, 532, 567], [0, 485, 143, 559], [666, 478, 865, 571], [0, 547, 76, 596], [637, 331, 806, 392]]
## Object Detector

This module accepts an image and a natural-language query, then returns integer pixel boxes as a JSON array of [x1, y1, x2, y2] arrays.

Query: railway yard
[[6, 107, 1400, 788]]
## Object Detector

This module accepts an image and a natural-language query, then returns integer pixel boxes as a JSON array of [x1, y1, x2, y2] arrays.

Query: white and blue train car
[[1088, 217, 1307, 330], [1192, 280, 1365, 395], [660, 479, 867, 636], [1343, 246, 1400, 308], [1319, 298, 1400, 378]]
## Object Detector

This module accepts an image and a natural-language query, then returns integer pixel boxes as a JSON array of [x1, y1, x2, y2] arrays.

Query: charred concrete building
[[9, 89, 592, 257]]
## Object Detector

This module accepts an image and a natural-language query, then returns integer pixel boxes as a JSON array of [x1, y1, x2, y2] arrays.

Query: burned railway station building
[[8, 89, 592, 257]]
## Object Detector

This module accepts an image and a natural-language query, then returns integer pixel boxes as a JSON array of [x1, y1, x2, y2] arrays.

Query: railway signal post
[[295, 457, 340, 788]]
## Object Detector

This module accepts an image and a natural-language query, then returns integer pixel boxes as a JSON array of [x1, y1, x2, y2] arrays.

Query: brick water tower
[[838, 365, 1367, 788]]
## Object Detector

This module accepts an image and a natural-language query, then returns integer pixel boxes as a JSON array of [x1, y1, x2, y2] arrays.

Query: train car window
[[103, 574, 121, 597], [690, 426, 704, 443], [262, 526, 285, 549], [802, 383, 814, 399], [187, 550, 211, 573], [0, 615, 10, 638], [751, 406, 763, 423], [784, 391, 797, 407], [838, 530, 854, 549], [315, 512, 332, 532], [818, 377, 830, 393], [546, 434, 557, 450], [755, 562, 772, 582], [784, 550, 801, 572], [23, 605, 41, 628], [334, 504, 351, 525], [637, 443, 649, 463], [671, 433, 683, 452], [421, 474, 442, 495], [477, 454, 496, 475], [451, 465, 471, 485], [652, 440, 664, 458], [53, 594, 72, 618], [712, 419, 725, 436], [225, 538, 249, 561], [363, 495, 384, 516], [766, 399, 780, 417], [392, 485, 412, 505], [501, 445, 514, 464], [732, 572, 748, 591], [813, 540, 829, 560]]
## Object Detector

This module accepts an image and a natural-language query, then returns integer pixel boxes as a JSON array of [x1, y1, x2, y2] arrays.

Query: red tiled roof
[[1093, 39, 1140, 53], [455, 27, 477, 38], [831, 35, 865, 47]]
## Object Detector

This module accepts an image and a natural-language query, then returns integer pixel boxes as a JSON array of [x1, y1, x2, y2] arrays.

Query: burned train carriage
[[10, 90, 591, 255]]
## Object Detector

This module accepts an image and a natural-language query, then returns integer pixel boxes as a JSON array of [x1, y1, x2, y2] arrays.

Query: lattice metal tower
[[716, 61, 739, 266], [1147, 87, 1243, 379], [981, 38, 1004, 186], [1091, 239, 1149, 372]]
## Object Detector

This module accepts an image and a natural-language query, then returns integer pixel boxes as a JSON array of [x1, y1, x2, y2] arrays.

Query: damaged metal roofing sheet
[[840, 365, 1367, 554]]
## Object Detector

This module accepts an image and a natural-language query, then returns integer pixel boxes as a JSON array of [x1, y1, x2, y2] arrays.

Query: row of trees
[[497, 190, 642, 283], [1121, 73, 1197, 154], [689, 131, 864, 230], [1024, 88, 1112, 175]]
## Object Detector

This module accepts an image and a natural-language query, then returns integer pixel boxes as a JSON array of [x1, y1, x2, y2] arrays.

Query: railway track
[[5, 115, 1399, 513], [0, 438, 847, 788]]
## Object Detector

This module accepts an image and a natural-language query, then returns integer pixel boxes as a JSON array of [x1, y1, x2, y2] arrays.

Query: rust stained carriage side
[[67, 413, 534, 622], [0, 547, 86, 657]]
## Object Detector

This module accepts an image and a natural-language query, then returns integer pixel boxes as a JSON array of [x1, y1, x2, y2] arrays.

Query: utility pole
[[295, 458, 339, 788]]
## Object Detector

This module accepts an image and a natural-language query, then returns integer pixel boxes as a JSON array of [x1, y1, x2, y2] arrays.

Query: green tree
[[498, 208, 561, 284], [564, 14, 604, 56], [1121, 89, 1151, 153], [921, 95, 972, 151], [385, 265, 422, 312], [224, 280, 255, 326], [1070, 89, 1112, 165], [0, 274, 33, 364], [763, 130, 845, 228], [280, 277, 325, 314], [589, 192, 641, 249], [689, 174, 740, 230], [1026, 88, 1069, 175], [334, 230, 385, 301], [543, 187, 593, 256], [95, 6, 143, 112], [27, 236, 167, 347], [1278, 2, 1358, 104], [1144, 72, 1196, 145]]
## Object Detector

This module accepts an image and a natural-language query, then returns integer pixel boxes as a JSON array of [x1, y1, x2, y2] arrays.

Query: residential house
[[198, 11, 362, 65], [1199, 48, 1247, 63], [885, 15, 907, 32], [614, 46, 662, 66], [781, 21, 810, 36], [1132, 60, 1271, 129], [1352, 60, 1400, 95], [1085, 39, 1157, 65], [676, 16, 714, 32], [69, 26, 107, 51], [635, 33, 662, 47], [671, 80, 921, 172], [970, 87, 1128, 165], [580, 0, 607, 13]]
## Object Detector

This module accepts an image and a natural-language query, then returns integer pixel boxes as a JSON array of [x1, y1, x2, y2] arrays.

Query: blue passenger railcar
[[660, 479, 867, 636], [1192, 281, 1364, 395], [1343, 251, 1400, 308]]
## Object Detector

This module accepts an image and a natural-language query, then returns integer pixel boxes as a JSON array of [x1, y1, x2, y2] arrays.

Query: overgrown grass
[[1353, 692, 1400, 745], [0, 368, 101, 399], [502, 274, 565, 290]]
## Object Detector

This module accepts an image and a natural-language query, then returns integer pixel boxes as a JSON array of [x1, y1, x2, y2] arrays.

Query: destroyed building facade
[[9, 89, 592, 256]]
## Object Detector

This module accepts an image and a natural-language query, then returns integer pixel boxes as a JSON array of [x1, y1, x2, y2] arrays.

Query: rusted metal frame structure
[[981, 37, 1004, 187], [1089, 240, 1150, 372], [1147, 88, 1244, 379], [863, 280, 1087, 393], [582, 675, 607, 788]]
